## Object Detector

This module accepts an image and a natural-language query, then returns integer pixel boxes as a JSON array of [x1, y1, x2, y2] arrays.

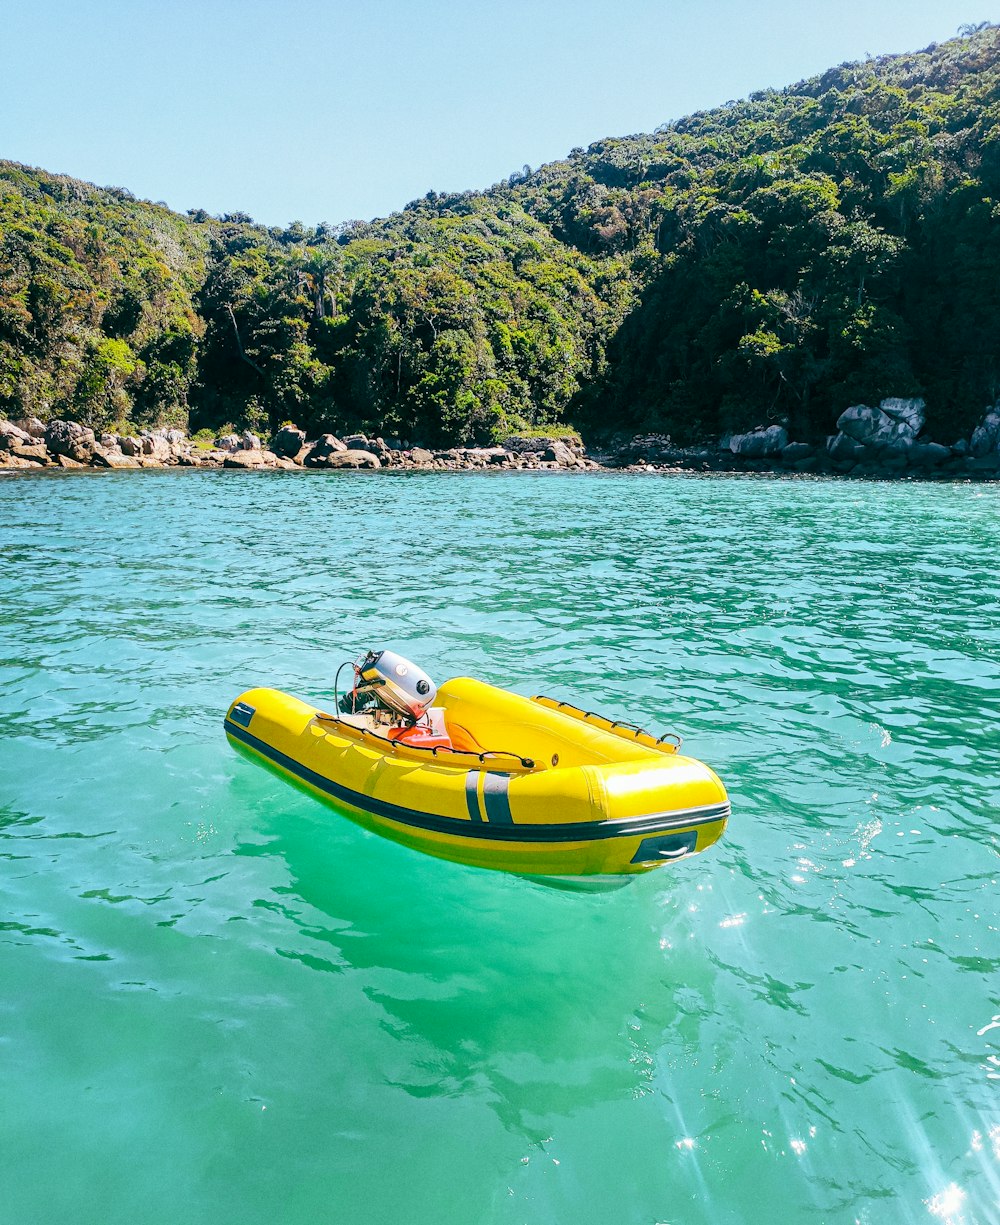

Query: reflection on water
[[233, 797, 671, 1146], [1, 469, 999, 1224]]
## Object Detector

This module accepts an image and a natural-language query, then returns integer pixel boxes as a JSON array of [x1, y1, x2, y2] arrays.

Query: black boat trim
[[224, 718, 730, 843]]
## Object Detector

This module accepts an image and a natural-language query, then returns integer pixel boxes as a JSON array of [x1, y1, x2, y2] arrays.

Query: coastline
[[4, 452, 999, 483], [3, 417, 999, 482]]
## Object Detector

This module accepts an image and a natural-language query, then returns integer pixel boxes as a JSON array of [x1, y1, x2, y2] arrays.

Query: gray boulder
[[14, 416, 45, 438], [543, 440, 578, 465], [272, 425, 307, 458], [879, 448, 909, 470], [45, 419, 96, 462], [909, 442, 951, 467], [881, 397, 926, 435], [140, 433, 171, 461], [224, 451, 264, 469], [729, 425, 788, 457], [465, 446, 510, 463], [224, 449, 278, 468], [0, 420, 33, 447], [165, 429, 186, 446], [120, 435, 143, 456], [241, 430, 261, 451], [323, 449, 381, 469], [304, 434, 348, 466], [827, 433, 865, 461], [503, 433, 582, 454], [837, 398, 925, 447], [10, 441, 50, 464], [780, 441, 814, 463], [343, 433, 370, 450], [216, 433, 241, 452], [837, 405, 892, 444], [91, 445, 140, 469], [970, 410, 1000, 458], [409, 447, 435, 464]]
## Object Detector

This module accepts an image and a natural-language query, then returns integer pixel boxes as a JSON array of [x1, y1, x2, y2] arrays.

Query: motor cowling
[[356, 649, 437, 722]]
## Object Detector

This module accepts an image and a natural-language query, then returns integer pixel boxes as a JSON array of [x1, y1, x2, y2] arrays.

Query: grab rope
[[533, 695, 683, 751]]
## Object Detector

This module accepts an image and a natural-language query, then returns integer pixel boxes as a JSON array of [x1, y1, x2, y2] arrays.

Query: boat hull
[[224, 683, 729, 880]]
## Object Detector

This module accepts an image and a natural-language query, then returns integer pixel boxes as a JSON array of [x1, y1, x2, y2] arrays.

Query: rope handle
[[533, 695, 683, 752]]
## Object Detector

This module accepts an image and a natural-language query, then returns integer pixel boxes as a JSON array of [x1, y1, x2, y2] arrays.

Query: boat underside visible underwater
[[224, 676, 730, 885]]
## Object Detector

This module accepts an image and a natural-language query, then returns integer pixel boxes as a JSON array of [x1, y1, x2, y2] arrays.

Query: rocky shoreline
[[3, 398, 999, 480]]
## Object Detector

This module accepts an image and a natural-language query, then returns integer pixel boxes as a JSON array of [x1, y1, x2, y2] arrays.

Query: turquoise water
[[1, 469, 998, 1225]]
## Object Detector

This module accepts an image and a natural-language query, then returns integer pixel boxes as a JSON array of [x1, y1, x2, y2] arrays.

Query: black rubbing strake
[[224, 718, 729, 844]]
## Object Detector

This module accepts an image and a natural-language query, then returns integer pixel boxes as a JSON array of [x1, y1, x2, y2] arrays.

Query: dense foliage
[[1, 26, 999, 443], [570, 21, 1000, 442], [0, 165, 207, 432]]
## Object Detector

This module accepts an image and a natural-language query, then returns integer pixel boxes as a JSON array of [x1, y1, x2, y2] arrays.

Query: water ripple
[[2, 469, 999, 1225]]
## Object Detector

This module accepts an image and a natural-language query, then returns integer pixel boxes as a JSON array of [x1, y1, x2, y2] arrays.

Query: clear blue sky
[[0, 0, 991, 227]]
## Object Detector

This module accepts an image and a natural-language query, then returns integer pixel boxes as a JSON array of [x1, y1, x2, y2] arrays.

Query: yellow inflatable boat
[[224, 655, 729, 886]]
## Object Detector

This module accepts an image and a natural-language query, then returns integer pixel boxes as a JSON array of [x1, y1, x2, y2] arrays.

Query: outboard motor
[[340, 649, 437, 722]]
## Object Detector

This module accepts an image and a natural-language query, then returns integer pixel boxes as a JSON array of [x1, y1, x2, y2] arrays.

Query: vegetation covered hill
[[1, 24, 999, 445]]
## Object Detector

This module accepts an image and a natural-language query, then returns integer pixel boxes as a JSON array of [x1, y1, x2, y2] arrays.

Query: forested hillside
[[1, 24, 998, 445]]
